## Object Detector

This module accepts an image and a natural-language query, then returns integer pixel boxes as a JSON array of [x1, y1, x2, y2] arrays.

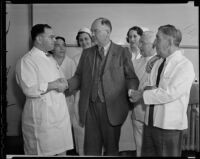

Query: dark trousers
[[141, 125, 183, 157], [84, 97, 121, 156]]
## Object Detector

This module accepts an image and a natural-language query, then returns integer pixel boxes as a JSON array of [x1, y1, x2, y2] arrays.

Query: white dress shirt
[[15, 47, 73, 155], [143, 49, 195, 130], [101, 40, 111, 56]]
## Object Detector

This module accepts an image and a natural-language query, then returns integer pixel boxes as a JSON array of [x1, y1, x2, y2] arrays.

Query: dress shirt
[[143, 49, 195, 130], [100, 41, 111, 56]]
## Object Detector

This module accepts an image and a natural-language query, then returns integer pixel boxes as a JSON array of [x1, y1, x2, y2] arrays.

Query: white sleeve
[[70, 59, 76, 76], [143, 61, 195, 105], [15, 58, 48, 98]]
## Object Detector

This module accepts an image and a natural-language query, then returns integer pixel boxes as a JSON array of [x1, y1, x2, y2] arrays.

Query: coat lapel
[[88, 45, 98, 71]]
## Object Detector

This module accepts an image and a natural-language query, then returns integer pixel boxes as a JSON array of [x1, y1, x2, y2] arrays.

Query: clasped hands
[[128, 86, 157, 103], [128, 89, 143, 103], [53, 78, 69, 92]]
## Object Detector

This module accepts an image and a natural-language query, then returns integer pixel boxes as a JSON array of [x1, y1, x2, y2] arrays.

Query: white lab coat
[[143, 50, 195, 130], [15, 47, 73, 156], [59, 55, 76, 124]]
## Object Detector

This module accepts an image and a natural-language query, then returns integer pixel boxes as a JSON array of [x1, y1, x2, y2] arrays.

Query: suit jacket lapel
[[88, 45, 97, 71], [103, 42, 116, 74]]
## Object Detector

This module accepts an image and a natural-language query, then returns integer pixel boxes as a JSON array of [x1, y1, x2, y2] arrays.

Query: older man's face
[[154, 31, 170, 58], [139, 36, 154, 57], [91, 20, 110, 47]]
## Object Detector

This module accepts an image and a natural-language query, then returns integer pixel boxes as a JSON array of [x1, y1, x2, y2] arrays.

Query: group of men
[[15, 17, 195, 156]]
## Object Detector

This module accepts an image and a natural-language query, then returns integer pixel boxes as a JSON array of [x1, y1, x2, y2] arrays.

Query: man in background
[[129, 25, 195, 156], [130, 31, 157, 156]]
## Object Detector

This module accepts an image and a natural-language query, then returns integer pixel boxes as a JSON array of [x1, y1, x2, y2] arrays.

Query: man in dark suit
[[66, 17, 139, 156]]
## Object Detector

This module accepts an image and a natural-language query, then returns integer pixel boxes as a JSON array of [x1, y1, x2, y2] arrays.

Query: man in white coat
[[15, 24, 73, 156]]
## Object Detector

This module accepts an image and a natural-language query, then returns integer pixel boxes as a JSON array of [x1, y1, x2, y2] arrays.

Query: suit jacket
[[68, 41, 139, 126]]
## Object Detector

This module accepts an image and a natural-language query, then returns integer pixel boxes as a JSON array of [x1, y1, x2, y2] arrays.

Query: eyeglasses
[[91, 29, 107, 35]]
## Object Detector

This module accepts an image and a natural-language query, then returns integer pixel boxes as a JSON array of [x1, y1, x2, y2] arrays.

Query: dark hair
[[158, 24, 182, 47], [76, 32, 92, 47], [126, 26, 143, 43], [96, 17, 112, 32], [31, 24, 51, 42], [56, 36, 66, 43]]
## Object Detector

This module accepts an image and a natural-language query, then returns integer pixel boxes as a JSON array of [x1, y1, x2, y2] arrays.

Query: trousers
[[141, 125, 183, 157], [84, 97, 121, 156]]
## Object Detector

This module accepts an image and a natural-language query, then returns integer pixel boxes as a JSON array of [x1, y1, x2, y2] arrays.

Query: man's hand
[[55, 78, 68, 92], [45, 78, 68, 94], [128, 89, 143, 103], [146, 55, 160, 73]]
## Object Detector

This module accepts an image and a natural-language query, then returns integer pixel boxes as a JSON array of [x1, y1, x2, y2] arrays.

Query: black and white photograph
[[3, 1, 199, 158]]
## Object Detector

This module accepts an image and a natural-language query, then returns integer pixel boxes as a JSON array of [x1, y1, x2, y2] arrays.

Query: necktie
[[99, 47, 104, 59], [148, 58, 166, 126]]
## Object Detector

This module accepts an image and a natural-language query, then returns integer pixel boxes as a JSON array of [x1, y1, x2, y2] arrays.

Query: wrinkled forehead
[[91, 19, 108, 31], [156, 30, 166, 38], [141, 32, 156, 43]]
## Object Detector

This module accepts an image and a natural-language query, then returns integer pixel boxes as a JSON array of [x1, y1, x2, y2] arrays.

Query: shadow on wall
[[7, 71, 25, 136], [12, 73, 26, 110]]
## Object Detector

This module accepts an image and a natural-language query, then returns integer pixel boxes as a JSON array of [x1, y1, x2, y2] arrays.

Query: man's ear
[[36, 35, 42, 44]]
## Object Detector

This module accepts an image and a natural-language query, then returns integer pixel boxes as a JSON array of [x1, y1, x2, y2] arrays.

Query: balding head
[[141, 31, 156, 44], [139, 31, 156, 57], [91, 17, 112, 47]]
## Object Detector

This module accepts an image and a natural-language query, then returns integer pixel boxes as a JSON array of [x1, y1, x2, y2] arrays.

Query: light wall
[[6, 4, 30, 136], [6, 3, 199, 136]]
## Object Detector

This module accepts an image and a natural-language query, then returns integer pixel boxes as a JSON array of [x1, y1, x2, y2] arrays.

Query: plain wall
[[6, 3, 199, 136], [6, 4, 30, 136]]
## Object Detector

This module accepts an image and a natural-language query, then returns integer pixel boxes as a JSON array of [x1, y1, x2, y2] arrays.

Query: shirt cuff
[[39, 83, 48, 93], [143, 89, 152, 105]]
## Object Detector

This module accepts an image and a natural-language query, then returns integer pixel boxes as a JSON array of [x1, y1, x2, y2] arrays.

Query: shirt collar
[[165, 49, 184, 64], [32, 46, 50, 58], [129, 46, 141, 60], [99, 41, 111, 56]]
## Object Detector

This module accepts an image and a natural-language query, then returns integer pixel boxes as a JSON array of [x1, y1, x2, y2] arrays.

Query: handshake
[[128, 86, 157, 103], [128, 89, 143, 103], [50, 78, 69, 93]]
